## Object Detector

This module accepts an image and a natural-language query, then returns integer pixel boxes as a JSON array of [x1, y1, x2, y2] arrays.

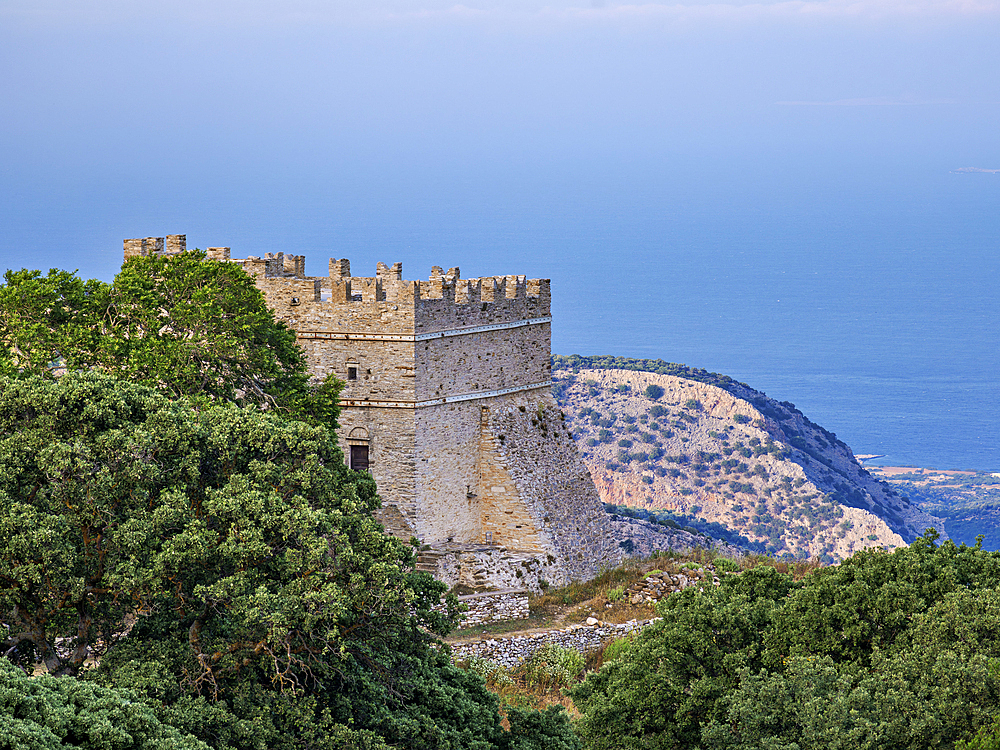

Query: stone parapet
[[450, 618, 659, 669]]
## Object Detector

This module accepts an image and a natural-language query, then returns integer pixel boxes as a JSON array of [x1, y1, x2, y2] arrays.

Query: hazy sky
[[4, 0, 997, 277]]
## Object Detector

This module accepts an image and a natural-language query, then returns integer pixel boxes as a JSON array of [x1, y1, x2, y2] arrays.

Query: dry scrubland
[[553, 365, 943, 561], [450, 549, 821, 716]]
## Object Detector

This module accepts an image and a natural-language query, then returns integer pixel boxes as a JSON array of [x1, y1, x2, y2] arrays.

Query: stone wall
[[450, 618, 657, 669], [414, 400, 490, 544], [484, 395, 621, 583], [415, 323, 551, 400], [434, 546, 563, 593], [435, 589, 529, 627], [338, 405, 418, 522]]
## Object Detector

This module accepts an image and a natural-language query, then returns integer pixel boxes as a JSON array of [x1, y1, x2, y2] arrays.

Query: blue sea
[[553, 170, 999, 472]]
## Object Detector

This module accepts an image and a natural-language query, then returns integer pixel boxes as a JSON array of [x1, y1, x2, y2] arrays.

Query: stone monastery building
[[124, 235, 618, 587]]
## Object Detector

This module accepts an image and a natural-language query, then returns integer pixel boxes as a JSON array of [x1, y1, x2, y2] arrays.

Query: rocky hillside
[[552, 356, 945, 562]]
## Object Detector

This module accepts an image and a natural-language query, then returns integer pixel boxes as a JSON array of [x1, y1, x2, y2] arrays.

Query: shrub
[[518, 645, 586, 692], [0, 660, 208, 750], [618, 438, 633, 448], [601, 636, 635, 666], [644, 384, 665, 401], [733, 414, 751, 424], [714, 557, 741, 573], [468, 657, 516, 691]]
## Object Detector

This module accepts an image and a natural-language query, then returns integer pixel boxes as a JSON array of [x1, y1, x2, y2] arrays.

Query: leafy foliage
[[0, 372, 543, 749], [0, 253, 338, 427], [643, 384, 665, 401], [0, 658, 209, 750], [504, 705, 580, 750], [572, 533, 1000, 749]]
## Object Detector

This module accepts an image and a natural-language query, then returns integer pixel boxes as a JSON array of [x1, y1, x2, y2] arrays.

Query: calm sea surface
[[544, 158, 999, 472]]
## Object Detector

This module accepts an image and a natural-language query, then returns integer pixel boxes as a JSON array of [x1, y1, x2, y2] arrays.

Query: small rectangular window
[[350, 445, 369, 472], [347, 367, 358, 380]]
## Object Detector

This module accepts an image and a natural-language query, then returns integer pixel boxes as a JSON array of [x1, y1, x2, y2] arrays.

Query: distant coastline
[[865, 464, 1000, 550]]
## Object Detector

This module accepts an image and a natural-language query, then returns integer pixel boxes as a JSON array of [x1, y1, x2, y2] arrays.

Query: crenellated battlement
[[236, 251, 550, 329], [123, 234, 186, 259], [122, 239, 551, 335]]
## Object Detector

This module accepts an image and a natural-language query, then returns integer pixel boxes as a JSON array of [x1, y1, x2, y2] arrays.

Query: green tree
[[571, 566, 795, 750], [0, 268, 106, 378], [0, 253, 338, 427], [699, 655, 924, 750], [0, 372, 534, 749]]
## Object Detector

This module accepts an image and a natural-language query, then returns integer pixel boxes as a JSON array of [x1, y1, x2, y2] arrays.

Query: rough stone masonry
[[123, 235, 620, 588]]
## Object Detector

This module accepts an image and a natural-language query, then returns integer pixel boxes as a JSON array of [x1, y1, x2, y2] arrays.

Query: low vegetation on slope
[[552, 355, 943, 561], [460, 538, 1000, 749], [571, 532, 1000, 750]]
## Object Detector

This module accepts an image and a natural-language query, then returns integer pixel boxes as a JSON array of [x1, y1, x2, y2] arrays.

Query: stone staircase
[[415, 548, 447, 575], [414, 543, 503, 586]]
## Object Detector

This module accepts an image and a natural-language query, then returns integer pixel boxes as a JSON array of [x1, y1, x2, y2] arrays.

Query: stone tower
[[123, 236, 619, 587]]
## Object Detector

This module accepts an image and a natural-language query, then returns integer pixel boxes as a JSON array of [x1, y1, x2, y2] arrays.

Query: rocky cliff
[[552, 357, 945, 562]]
